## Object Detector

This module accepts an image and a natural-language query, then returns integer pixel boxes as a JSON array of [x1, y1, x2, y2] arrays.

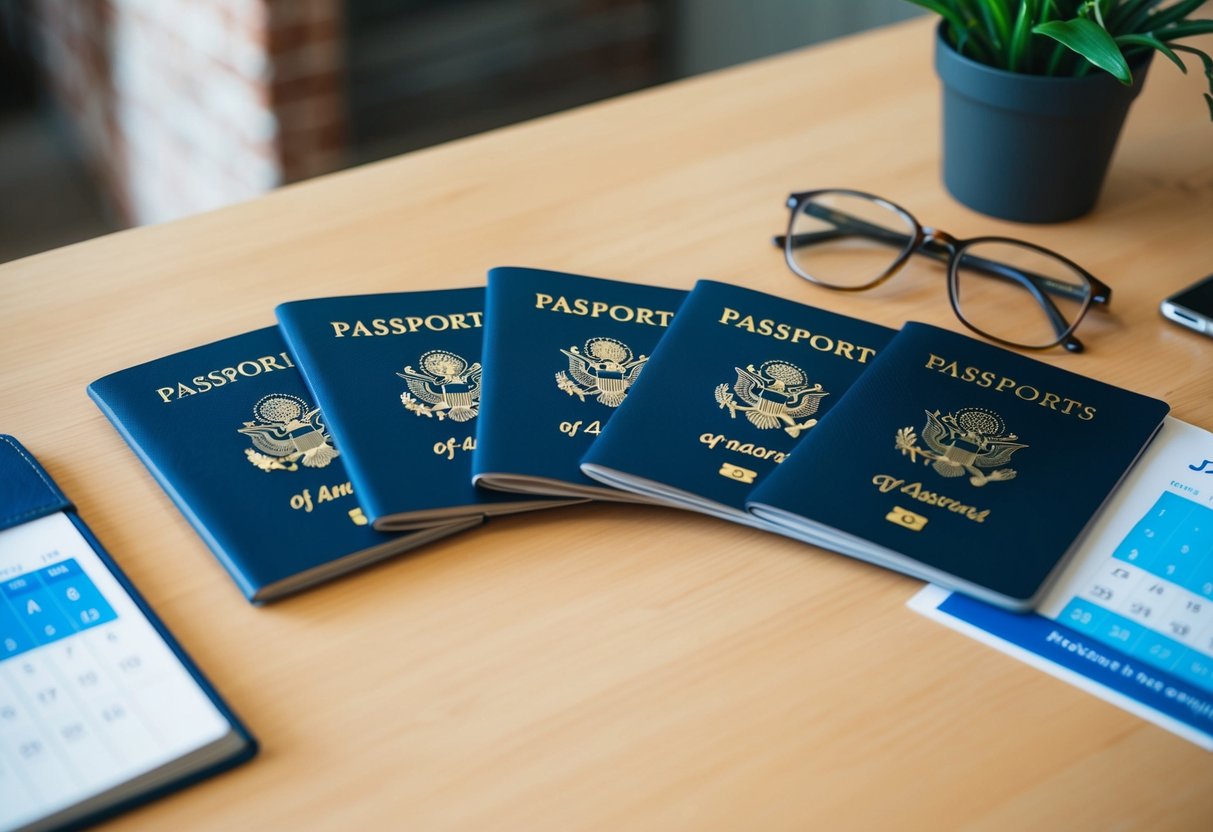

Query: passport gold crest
[[714, 360, 827, 437], [238, 394, 339, 471], [556, 337, 648, 407], [895, 407, 1028, 487], [398, 350, 483, 422]]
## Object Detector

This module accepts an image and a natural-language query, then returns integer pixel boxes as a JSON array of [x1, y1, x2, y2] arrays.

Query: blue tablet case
[[0, 435, 256, 831]]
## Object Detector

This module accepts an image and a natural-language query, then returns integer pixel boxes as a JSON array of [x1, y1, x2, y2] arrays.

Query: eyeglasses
[[774, 189, 1111, 352]]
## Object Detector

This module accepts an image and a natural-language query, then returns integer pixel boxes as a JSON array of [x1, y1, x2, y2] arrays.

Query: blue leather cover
[[474, 267, 687, 500], [748, 322, 1170, 608], [0, 435, 71, 532], [0, 435, 257, 828], [581, 280, 895, 525], [88, 327, 478, 602], [276, 289, 575, 530]]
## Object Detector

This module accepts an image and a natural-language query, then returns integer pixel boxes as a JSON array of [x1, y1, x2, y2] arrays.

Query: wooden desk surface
[[3, 17, 1213, 830]]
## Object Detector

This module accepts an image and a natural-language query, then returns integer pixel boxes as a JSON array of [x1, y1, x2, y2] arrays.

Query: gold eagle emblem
[[398, 350, 482, 422], [555, 337, 647, 407], [238, 394, 338, 471], [714, 360, 827, 437], [895, 407, 1027, 487]]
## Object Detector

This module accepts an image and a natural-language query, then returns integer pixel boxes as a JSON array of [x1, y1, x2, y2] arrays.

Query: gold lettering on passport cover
[[714, 361, 827, 438], [398, 350, 482, 422], [156, 352, 296, 403], [328, 313, 483, 337], [556, 338, 647, 407], [559, 420, 602, 438], [533, 293, 675, 327], [895, 408, 1027, 487], [699, 433, 788, 463], [288, 481, 355, 512], [872, 475, 990, 523], [433, 436, 476, 459], [924, 353, 1096, 421], [716, 308, 878, 364], [238, 394, 339, 472], [885, 505, 927, 531]]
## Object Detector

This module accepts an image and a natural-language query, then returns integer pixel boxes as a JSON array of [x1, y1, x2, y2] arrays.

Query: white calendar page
[[1037, 417, 1213, 692], [0, 512, 238, 832], [911, 418, 1213, 749]]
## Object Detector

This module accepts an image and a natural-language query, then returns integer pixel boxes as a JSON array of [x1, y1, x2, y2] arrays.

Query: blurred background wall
[[0, 0, 922, 263]]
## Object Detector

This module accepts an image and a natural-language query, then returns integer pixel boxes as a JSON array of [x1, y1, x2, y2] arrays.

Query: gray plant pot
[[934, 24, 1151, 223]]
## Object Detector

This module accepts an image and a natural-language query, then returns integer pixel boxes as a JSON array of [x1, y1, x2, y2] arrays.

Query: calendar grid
[[1057, 492, 1213, 693], [1, 559, 118, 661]]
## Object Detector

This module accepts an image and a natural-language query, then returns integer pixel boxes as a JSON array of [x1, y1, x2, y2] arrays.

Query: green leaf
[[906, 0, 996, 63], [1172, 43, 1213, 94], [1116, 33, 1187, 72], [903, 0, 970, 36], [1153, 20, 1213, 39], [1046, 40, 1070, 73], [1008, 3, 1034, 72], [1144, 0, 1209, 31], [1159, 41, 1213, 121], [1172, 43, 1213, 73], [1107, 0, 1164, 32], [977, 0, 1013, 51], [1092, 0, 1110, 29], [1033, 18, 1134, 83]]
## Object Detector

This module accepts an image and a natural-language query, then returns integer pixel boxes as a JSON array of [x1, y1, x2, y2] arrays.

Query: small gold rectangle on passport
[[719, 462, 758, 484], [885, 505, 927, 531]]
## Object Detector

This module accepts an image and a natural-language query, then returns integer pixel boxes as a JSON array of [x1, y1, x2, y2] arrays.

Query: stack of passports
[[474, 266, 687, 501], [276, 288, 578, 530], [581, 280, 895, 528], [748, 322, 1170, 609], [89, 268, 1172, 612], [88, 328, 482, 603]]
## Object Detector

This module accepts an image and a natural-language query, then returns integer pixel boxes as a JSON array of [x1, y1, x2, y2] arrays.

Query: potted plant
[[907, 0, 1213, 222]]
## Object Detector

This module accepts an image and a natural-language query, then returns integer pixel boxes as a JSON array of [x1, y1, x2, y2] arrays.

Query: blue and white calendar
[[912, 417, 1213, 749], [0, 512, 248, 831]]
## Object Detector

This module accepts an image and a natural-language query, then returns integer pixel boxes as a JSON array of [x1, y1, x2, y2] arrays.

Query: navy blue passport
[[580, 280, 895, 528], [88, 328, 481, 603], [276, 289, 577, 530], [474, 266, 687, 501], [747, 322, 1170, 610]]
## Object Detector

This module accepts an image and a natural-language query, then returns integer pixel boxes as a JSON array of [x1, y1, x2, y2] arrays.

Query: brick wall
[[269, 0, 345, 183], [32, 0, 346, 226]]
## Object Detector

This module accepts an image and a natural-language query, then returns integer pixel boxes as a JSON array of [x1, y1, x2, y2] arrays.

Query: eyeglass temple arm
[[774, 205, 1089, 345], [776, 205, 1091, 304]]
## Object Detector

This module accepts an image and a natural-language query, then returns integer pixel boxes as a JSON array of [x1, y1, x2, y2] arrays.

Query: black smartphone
[[1161, 273, 1213, 337]]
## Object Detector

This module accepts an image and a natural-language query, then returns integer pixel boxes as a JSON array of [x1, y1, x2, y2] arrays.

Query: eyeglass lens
[[786, 192, 916, 289], [786, 191, 1092, 349], [952, 241, 1090, 349]]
